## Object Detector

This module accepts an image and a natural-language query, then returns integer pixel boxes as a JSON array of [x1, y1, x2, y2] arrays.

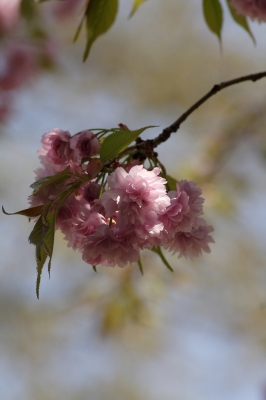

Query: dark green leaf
[[20, 0, 36, 20], [2, 204, 44, 218], [129, 0, 147, 18], [83, 0, 119, 61], [226, 0, 255, 43], [203, 0, 223, 40], [100, 126, 155, 162], [166, 175, 178, 191]]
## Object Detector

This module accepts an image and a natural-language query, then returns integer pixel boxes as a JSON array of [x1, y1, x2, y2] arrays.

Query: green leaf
[[203, 0, 223, 40], [100, 126, 155, 162], [83, 0, 119, 61], [166, 175, 178, 191], [2, 204, 44, 218], [226, 0, 255, 43], [20, 0, 36, 21], [29, 210, 57, 298], [129, 0, 147, 18]]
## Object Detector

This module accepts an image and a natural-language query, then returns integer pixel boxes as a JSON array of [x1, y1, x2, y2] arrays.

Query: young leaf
[[83, 0, 119, 61], [2, 204, 44, 218], [32, 166, 71, 195], [203, 0, 223, 41], [129, 0, 147, 18], [100, 126, 155, 162], [226, 0, 255, 43]]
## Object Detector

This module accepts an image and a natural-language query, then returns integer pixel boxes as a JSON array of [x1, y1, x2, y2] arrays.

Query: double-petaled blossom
[[165, 218, 215, 259], [38, 129, 100, 174], [38, 128, 73, 173], [160, 180, 204, 238], [82, 225, 140, 268], [101, 165, 170, 223], [230, 0, 266, 22], [70, 130, 100, 163]]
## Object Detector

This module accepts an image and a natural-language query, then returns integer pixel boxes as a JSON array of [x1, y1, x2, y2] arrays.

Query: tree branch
[[146, 71, 266, 149]]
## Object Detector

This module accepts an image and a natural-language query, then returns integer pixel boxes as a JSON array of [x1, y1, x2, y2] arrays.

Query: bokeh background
[[1, 0, 266, 399]]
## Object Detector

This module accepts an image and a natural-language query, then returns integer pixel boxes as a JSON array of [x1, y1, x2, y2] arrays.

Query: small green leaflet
[[226, 0, 255, 43], [83, 0, 119, 61], [129, 0, 148, 18], [100, 126, 155, 162], [203, 0, 223, 41]]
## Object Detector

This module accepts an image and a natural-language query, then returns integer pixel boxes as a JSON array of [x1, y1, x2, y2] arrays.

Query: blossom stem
[[152, 246, 174, 272]]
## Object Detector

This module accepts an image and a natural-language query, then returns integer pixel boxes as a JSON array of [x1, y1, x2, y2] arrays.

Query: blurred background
[[1, 0, 266, 399]]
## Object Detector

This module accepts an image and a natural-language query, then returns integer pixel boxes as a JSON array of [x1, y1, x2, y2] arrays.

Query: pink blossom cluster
[[230, 0, 266, 22], [30, 129, 214, 268]]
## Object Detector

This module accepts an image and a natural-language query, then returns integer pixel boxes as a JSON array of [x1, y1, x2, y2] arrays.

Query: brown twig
[[145, 71, 266, 149]]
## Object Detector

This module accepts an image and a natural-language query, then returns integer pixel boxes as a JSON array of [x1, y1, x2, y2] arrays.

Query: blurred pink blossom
[[0, 44, 38, 91], [230, 0, 266, 21], [0, 0, 20, 33], [53, 0, 86, 19]]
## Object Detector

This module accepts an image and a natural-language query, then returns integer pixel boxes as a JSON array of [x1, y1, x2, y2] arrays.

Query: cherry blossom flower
[[70, 130, 100, 163], [101, 165, 170, 225], [38, 128, 73, 173], [82, 225, 140, 268], [161, 180, 204, 236], [165, 218, 214, 259]]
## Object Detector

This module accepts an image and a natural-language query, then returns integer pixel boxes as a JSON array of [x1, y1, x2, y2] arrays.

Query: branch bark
[[145, 71, 266, 149]]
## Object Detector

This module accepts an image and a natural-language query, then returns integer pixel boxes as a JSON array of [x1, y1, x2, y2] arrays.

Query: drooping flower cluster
[[29, 128, 214, 269], [230, 0, 266, 22]]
